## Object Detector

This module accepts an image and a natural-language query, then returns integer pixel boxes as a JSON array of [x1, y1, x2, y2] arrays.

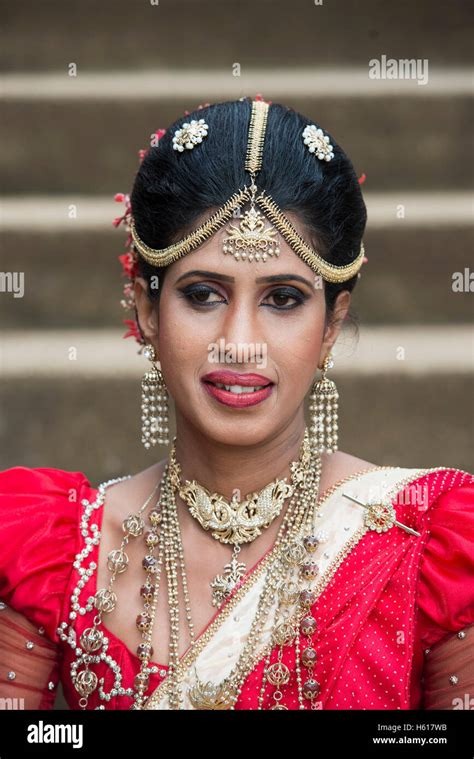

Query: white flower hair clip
[[172, 118, 209, 152], [302, 124, 335, 162]]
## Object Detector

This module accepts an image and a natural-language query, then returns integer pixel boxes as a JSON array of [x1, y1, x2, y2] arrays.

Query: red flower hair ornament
[[113, 127, 167, 353]]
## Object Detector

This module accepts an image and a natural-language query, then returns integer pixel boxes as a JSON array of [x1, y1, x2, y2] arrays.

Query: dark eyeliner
[[178, 284, 225, 307], [263, 286, 308, 311], [178, 284, 308, 310]]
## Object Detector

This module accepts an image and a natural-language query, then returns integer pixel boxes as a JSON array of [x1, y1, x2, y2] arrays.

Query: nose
[[218, 294, 263, 351]]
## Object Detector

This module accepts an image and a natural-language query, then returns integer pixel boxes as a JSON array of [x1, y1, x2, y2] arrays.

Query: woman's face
[[134, 211, 350, 446]]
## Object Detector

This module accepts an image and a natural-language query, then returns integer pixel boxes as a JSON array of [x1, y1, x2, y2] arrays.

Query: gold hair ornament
[[130, 100, 365, 284]]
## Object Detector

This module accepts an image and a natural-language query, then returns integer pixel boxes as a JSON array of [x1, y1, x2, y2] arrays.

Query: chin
[[195, 415, 278, 448]]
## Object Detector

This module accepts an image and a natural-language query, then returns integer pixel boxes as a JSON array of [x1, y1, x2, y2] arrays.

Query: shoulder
[[319, 458, 474, 647], [0, 465, 92, 500], [319, 450, 379, 492], [0, 465, 93, 643], [0, 464, 92, 539], [414, 466, 474, 647], [392, 466, 474, 516], [326, 454, 474, 506], [99, 458, 168, 531], [0, 465, 94, 528], [416, 465, 474, 539]]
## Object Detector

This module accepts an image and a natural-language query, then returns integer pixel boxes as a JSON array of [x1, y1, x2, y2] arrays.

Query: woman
[[0, 97, 473, 711]]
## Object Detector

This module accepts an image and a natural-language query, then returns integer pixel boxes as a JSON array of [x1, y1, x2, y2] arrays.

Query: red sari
[[0, 464, 473, 710]]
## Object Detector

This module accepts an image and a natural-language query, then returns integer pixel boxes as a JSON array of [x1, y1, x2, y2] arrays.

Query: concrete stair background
[[1, 0, 473, 713], [1, 0, 472, 70]]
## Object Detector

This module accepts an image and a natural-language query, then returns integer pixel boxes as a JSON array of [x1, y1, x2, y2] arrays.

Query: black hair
[[130, 98, 366, 337]]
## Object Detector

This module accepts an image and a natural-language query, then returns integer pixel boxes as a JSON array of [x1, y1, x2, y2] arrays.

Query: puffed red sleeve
[[0, 466, 90, 646], [416, 473, 474, 650]]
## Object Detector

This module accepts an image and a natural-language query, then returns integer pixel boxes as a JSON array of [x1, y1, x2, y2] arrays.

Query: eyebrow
[[175, 270, 314, 289]]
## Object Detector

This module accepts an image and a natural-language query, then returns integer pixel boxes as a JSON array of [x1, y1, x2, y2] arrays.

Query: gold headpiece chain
[[129, 100, 365, 284]]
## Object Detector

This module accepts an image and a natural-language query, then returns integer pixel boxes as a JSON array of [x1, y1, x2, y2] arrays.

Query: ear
[[134, 277, 159, 341], [318, 290, 351, 367]]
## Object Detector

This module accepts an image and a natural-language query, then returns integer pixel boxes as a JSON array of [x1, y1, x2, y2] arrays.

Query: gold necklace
[[160, 429, 322, 709], [168, 431, 312, 607], [73, 459, 427, 710], [74, 426, 323, 710]]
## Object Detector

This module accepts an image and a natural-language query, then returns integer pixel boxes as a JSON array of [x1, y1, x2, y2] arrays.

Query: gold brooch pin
[[342, 493, 421, 536]]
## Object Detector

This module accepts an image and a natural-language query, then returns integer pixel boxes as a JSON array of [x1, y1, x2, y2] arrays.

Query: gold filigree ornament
[[209, 553, 247, 608], [222, 99, 279, 262], [276, 578, 301, 606], [168, 429, 312, 607], [266, 660, 291, 688], [130, 99, 366, 283], [363, 500, 397, 533], [342, 493, 421, 537], [74, 668, 98, 698], [188, 678, 237, 710], [176, 475, 294, 544], [222, 195, 280, 263]]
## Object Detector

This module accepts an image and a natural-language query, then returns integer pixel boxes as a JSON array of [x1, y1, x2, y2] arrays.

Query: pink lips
[[201, 370, 274, 408], [202, 370, 273, 386]]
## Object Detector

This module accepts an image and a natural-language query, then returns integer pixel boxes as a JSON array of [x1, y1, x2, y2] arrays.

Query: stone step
[[2, 90, 472, 192], [1, 326, 472, 377], [1, 370, 472, 479], [1, 195, 472, 327], [3, 69, 472, 99], [2, 193, 472, 229], [1, 0, 472, 71]]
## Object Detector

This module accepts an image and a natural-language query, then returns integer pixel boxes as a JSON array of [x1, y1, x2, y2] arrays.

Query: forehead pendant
[[222, 184, 280, 263], [222, 101, 280, 264]]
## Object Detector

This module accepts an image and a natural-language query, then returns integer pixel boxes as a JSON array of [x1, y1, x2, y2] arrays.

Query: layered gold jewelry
[[161, 425, 323, 709], [65, 424, 330, 710], [129, 99, 365, 283], [58, 460, 445, 710], [168, 429, 312, 607], [187, 452, 323, 710]]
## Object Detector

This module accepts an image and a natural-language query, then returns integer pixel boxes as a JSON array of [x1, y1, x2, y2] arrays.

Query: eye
[[263, 287, 307, 310], [179, 284, 226, 307], [178, 284, 308, 311]]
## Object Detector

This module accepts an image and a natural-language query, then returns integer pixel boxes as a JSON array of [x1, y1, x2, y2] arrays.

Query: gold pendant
[[222, 204, 280, 263], [168, 430, 310, 547], [188, 678, 237, 709], [176, 476, 293, 545], [210, 546, 247, 607]]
